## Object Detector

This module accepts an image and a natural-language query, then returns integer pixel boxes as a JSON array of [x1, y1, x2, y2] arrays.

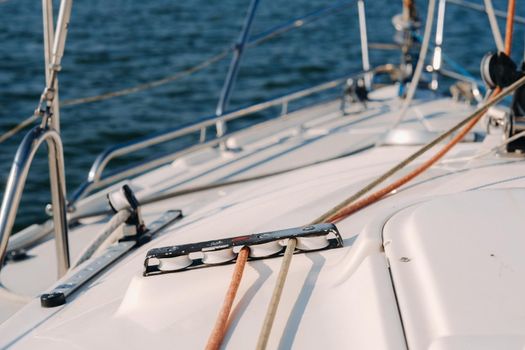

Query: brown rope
[[0, 114, 39, 145], [504, 0, 516, 55], [310, 77, 525, 225], [327, 113, 482, 222], [205, 247, 250, 350], [319, 0, 517, 224]]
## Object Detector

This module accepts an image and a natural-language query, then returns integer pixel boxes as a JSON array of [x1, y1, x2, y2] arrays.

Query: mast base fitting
[[143, 223, 343, 276]]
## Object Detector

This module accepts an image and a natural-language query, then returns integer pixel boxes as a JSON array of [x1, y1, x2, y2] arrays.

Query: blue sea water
[[0, 0, 523, 230]]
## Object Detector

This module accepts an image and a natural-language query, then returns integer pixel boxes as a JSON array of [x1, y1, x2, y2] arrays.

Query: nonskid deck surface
[[3, 86, 525, 349]]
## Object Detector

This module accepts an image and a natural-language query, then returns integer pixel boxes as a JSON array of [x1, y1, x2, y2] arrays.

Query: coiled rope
[[204, 1, 520, 348]]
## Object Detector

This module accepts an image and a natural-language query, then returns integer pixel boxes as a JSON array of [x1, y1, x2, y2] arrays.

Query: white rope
[[72, 209, 131, 267]]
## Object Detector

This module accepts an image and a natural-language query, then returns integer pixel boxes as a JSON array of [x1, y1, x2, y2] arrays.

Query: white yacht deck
[[3, 85, 525, 349]]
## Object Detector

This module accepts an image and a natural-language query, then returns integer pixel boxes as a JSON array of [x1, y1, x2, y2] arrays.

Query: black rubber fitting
[[40, 292, 66, 308]]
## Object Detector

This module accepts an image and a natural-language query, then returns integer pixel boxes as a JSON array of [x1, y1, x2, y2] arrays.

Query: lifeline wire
[[0, 115, 40, 144], [484, 0, 504, 52]]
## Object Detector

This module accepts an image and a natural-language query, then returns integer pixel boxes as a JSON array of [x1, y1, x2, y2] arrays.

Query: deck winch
[[143, 223, 342, 276], [481, 52, 525, 152]]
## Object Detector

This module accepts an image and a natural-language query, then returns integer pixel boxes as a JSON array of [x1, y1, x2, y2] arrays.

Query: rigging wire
[[447, 0, 525, 25], [60, 51, 230, 108], [0, 0, 355, 145], [5, 0, 520, 346], [484, 0, 505, 52], [0, 115, 40, 144]]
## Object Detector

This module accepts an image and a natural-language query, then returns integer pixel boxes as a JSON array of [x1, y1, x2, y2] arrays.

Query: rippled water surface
[[0, 0, 523, 230]]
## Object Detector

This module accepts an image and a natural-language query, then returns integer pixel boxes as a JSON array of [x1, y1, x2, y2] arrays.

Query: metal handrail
[[0, 126, 70, 277], [0, 0, 72, 279], [70, 71, 371, 204]]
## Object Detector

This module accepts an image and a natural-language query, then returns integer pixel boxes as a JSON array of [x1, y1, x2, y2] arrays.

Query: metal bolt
[[400, 257, 410, 262], [302, 225, 315, 231], [45, 203, 53, 216]]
